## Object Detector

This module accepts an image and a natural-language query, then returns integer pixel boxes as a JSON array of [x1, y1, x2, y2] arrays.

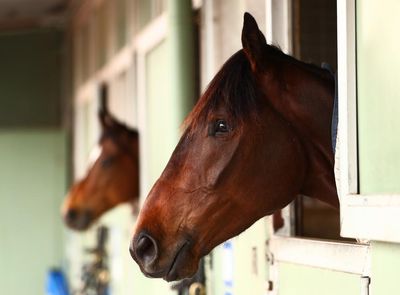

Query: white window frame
[[337, 0, 400, 244], [266, 2, 372, 294]]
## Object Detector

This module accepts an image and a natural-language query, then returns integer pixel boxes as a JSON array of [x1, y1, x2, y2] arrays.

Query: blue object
[[46, 268, 69, 295], [331, 71, 339, 153]]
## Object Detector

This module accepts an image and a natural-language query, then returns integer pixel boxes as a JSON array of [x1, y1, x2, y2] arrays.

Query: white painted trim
[[269, 236, 371, 275], [336, 0, 400, 244], [336, 0, 400, 242], [265, 0, 292, 54], [337, 0, 358, 199], [265, 0, 273, 44], [74, 13, 167, 96], [341, 195, 400, 243], [192, 0, 203, 10], [75, 79, 97, 104], [134, 14, 168, 205], [360, 276, 370, 295], [201, 0, 216, 88], [75, 44, 132, 104], [136, 44, 148, 207], [135, 13, 167, 54], [97, 45, 133, 82]]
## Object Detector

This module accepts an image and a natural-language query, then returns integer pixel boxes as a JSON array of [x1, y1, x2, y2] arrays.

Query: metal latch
[[361, 276, 371, 295]]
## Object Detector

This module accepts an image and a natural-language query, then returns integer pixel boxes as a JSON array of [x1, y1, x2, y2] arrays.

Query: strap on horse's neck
[[321, 63, 338, 153]]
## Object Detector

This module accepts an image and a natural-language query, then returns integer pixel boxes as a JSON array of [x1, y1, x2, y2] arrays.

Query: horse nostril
[[66, 209, 78, 221], [133, 233, 158, 266]]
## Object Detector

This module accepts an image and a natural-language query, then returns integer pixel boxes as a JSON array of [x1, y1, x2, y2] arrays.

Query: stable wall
[[0, 29, 68, 295], [0, 29, 63, 127], [0, 130, 67, 294], [66, 0, 197, 294], [357, 0, 400, 194], [277, 263, 359, 295], [357, 1, 400, 294], [206, 0, 400, 294]]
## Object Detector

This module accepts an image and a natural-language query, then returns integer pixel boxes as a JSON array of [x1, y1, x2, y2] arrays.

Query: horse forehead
[[89, 139, 120, 164]]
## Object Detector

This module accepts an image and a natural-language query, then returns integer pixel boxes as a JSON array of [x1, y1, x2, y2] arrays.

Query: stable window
[[266, 0, 371, 287], [268, 0, 341, 241], [339, 0, 400, 243]]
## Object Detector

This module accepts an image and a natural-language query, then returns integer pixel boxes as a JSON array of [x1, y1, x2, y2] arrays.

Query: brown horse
[[62, 108, 139, 231], [130, 13, 339, 281]]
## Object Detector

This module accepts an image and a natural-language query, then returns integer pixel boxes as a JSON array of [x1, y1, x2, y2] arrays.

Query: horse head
[[130, 13, 338, 281], [62, 107, 139, 231]]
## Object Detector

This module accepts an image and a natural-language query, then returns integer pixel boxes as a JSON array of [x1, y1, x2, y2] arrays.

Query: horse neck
[[259, 61, 339, 208], [111, 135, 140, 203]]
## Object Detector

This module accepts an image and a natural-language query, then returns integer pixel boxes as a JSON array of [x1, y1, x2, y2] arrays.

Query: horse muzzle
[[63, 208, 93, 231], [129, 231, 196, 282]]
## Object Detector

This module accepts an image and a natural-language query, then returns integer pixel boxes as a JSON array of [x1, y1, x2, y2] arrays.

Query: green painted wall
[[0, 29, 68, 294], [357, 0, 400, 193], [0, 130, 67, 294], [209, 219, 269, 295], [370, 241, 400, 294], [277, 263, 360, 295], [146, 40, 177, 186], [356, 3, 400, 291], [146, 1, 196, 187], [168, 0, 196, 115], [0, 29, 62, 127]]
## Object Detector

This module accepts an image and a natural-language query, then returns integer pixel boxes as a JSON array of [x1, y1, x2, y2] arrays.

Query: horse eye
[[208, 119, 231, 136], [215, 120, 229, 134], [101, 157, 114, 168]]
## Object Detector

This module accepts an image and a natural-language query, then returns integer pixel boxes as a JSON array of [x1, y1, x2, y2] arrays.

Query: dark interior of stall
[[291, 0, 341, 240]]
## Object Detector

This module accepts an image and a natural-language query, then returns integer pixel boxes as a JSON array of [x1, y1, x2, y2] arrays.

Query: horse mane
[[183, 46, 333, 135], [266, 44, 334, 81], [183, 50, 261, 134], [100, 122, 138, 149]]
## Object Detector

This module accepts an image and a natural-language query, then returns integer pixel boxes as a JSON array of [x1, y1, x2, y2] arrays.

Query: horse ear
[[98, 83, 113, 130], [99, 109, 116, 130], [98, 99, 117, 130], [241, 12, 266, 70]]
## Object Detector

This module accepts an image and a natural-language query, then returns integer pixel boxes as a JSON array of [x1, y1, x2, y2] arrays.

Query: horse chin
[[163, 241, 199, 282], [67, 221, 92, 231]]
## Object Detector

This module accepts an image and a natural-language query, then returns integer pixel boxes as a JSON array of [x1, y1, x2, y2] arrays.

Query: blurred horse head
[[62, 107, 139, 231]]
